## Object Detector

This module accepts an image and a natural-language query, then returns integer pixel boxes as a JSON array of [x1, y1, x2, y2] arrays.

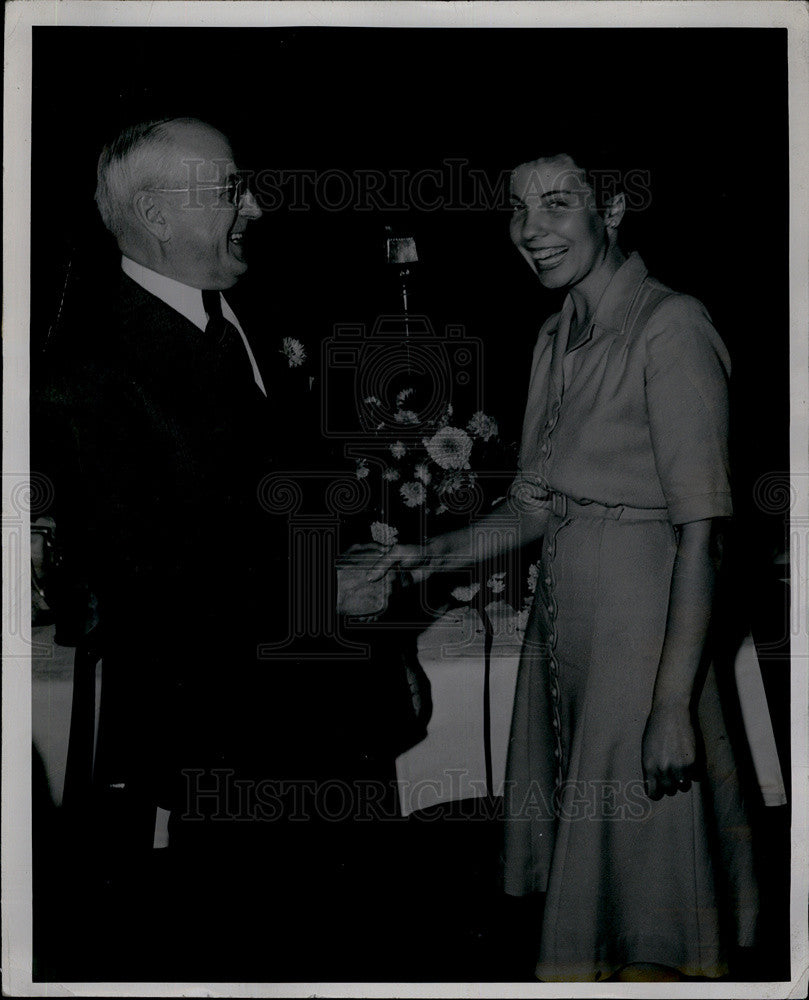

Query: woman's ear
[[604, 191, 626, 233], [132, 191, 171, 243]]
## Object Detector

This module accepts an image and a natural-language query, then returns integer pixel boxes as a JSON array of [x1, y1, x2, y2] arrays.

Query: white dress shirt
[[121, 256, 267, 396]]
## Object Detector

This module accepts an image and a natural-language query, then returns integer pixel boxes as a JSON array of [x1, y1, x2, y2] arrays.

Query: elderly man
[[35, 115, 416, 980], [61, 118, 281, 836], [37, 117, 379, 961]]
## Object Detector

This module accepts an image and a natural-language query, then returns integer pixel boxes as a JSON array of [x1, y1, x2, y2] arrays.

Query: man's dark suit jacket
[[41, 272, 321, 828], [38, 268, 427, 856]]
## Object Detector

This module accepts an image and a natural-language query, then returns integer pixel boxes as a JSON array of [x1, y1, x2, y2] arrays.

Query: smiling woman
[[371, 147, 761, 982], [502, 150, 759, 982]]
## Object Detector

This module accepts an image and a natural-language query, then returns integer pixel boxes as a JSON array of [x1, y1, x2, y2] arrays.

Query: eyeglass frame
[[143, 173, 249, 210]]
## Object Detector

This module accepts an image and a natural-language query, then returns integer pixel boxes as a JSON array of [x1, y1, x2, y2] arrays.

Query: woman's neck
[[568, 246, 626, 334]]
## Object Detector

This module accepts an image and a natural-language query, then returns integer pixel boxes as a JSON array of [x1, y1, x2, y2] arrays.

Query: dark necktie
[[201, 288, 254, 386]]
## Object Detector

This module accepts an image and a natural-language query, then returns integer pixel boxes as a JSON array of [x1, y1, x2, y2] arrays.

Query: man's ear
[[603, 191, 626, 232], [132, 191, 171, 242]]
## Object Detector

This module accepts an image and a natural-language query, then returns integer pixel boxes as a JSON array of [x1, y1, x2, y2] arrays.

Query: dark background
[[32, 26, 790, 541], [30, 25, 792, 983]]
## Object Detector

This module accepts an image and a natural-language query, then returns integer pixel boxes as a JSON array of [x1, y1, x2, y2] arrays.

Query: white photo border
[[4, 2, 807, 997]]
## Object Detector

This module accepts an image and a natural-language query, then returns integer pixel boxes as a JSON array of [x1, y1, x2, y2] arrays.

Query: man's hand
[[641, 698, 697, 800], [337, 543, 394, 618]]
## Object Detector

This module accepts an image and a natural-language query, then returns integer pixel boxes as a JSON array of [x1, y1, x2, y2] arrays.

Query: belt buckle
[[551, 492, 567, 518]]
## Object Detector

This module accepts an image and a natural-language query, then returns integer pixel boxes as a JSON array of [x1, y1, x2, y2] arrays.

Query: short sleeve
[[645, 294, 732, 524]]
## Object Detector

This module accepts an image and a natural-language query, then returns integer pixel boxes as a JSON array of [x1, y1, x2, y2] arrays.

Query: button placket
[[542, 516, 568, 792]]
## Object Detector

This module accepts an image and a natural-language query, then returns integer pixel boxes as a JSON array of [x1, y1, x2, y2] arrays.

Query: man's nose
[[239, 189, 262, 220]]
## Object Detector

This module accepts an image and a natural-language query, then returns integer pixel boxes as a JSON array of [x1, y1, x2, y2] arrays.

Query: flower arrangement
[[353, 390, 539, 626]]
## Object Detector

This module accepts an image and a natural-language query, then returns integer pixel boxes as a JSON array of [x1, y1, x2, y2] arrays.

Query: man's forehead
[[165, 123, 235, 178]]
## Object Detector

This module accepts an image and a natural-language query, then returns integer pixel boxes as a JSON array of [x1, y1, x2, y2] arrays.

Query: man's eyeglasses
[[145, 173, 249, 209]]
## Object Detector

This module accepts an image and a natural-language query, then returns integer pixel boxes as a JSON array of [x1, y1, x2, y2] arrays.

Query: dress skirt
[[502, 508, 759, 981]]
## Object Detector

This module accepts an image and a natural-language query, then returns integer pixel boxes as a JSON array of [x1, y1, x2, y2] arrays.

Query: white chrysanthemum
[[467, 410, 499, 442], [414, 463, 432, 485], [363, 395, 382, 406], [527, 562, 540, 594], [424, 426, 473, 470], [394, 409, 419, 425], [355, 460, 370, 480], [450, 582, 480, 603], [371, 521, 398, 546], [435, 504, 448, 516], [396, 387, 415, 408], [400, 481, 427, 508], [390, 441, 406, 459], [281, 337, 307, 368], [382, 467, 400, 481], [487, 572, 506, 593]]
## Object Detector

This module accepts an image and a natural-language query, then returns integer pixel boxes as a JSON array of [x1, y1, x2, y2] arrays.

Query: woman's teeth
[[532, 246, 568, 268]]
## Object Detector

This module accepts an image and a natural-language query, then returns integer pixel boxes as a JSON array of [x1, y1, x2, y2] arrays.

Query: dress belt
[[548, 491, 669, 522]]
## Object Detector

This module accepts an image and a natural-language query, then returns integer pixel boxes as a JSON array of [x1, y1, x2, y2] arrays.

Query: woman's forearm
[[651, 518, 719, 708], [426, 497, 550, 571]]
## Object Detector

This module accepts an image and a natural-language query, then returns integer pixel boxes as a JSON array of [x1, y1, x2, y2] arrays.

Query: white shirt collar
[[120, 255, 267, 397], [121, 256, 208, 332]]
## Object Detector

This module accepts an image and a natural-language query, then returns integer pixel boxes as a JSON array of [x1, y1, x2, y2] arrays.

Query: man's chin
[[222, 256, 249, 285]]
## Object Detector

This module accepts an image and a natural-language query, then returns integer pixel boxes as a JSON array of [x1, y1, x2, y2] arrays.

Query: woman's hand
[[367, 538, 448, 585], [641, 698, 697, 800], [643, 519, 717, 800]]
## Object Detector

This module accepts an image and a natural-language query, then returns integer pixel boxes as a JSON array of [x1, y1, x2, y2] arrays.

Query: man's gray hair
[[94, 117, 198, 239]]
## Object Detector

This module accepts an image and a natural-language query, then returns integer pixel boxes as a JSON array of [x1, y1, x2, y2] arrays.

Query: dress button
[[554, 746, 561, 760], [545, 576, 552, 587], [541, 443, 548, 453], [552, 716, 560, 731]]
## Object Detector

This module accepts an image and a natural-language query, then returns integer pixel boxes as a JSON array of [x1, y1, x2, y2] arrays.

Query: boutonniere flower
[[280, 337, 307, 368]]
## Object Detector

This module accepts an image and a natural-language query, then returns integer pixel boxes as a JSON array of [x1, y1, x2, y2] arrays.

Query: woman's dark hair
[[523, 146, 651, 214], [515, 144, 653, 249]]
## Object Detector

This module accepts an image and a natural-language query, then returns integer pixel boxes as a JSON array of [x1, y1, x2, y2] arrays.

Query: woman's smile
[[529, 245, 569, 269]]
